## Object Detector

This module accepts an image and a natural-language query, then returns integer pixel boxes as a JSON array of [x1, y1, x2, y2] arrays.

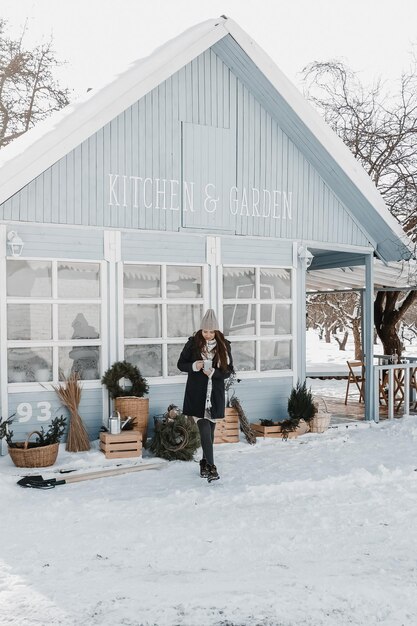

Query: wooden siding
[[226, 377, 292, 421], [213, 36, 379, 249], [220, 236, 293, 266], [5, 224, 103, 260], [7, 389, 103, 441], [182, 122, 236, 231], [122, 231, 206, 263], [6, 377, 291, 443], [149, 377, 292, 433], [0, 48, 370, 250]]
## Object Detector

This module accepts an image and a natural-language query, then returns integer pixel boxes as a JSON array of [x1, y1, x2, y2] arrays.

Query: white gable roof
[[0, 16, 413, 262], [0, 18, 227, 198]]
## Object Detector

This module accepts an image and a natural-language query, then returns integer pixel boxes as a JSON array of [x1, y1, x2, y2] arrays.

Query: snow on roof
[[0, 16, 413, 262], [0, 17, 227, 201]]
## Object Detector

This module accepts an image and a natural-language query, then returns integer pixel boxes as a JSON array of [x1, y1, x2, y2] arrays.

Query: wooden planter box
[[100, 431, 142, 459], [251, 422, 298, 439], [214, 407, 239, 444]]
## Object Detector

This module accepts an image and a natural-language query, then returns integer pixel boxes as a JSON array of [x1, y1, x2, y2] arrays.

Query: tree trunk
[[375, 323, 403, 358], [374, 290, 417, 359], [334, 331, 349, 351], [352, 319, 362, 360]]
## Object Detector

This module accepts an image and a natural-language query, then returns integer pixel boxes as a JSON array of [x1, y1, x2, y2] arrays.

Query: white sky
[[1, 0, 417, 98]]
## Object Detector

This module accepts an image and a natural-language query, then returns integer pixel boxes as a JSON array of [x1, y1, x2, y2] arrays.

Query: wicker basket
[[295, 418, 310, 435], [8, 431, 59, 468], [310, 397, 331, 433], [114, 396, 149, 444]]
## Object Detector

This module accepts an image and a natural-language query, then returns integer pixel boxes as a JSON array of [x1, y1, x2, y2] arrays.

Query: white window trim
[[219, 262, 294, 376], [6, 258, 107, 393], [291, 262, 298, 386], [119, 261, 209, 379], [0, 225, 8, 423]]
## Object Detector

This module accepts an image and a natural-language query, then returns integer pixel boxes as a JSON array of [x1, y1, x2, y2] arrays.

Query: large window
[[222, 266, 292, 372], [6, 260, 102, 383], [123, 264, 206, 378]]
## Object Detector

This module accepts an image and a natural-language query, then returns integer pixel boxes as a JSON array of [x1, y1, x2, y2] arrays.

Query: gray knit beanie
[[200, 309, 219, 331]]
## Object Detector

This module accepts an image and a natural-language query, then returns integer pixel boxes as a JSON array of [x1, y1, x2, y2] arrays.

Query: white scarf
[[202, 339, 217, 410]]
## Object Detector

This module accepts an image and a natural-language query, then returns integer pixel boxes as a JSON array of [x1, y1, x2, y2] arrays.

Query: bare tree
[[307, 294, 339, 343], [307, 292, 362, 358], [399, 299, 417, 345], [302, 59, 417, 357], [374, 290, 417, 357], [0, 19, 70, 149]]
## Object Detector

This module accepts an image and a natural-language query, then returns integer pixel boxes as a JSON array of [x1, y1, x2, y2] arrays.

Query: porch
[[307, 357, 417, 425], [304, 250, 417, 422]]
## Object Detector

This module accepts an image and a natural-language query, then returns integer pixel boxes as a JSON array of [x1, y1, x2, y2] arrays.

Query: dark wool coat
[[177, 336, 234, 420]]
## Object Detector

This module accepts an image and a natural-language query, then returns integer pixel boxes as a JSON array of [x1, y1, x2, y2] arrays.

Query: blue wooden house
[[0, 17, 412, 442]]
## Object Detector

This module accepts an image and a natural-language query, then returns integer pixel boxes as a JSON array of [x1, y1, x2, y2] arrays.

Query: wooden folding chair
[[344, 360, 365, 404]]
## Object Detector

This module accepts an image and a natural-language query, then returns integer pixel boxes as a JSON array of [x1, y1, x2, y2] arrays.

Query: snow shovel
[[17, 461, 166, 489]]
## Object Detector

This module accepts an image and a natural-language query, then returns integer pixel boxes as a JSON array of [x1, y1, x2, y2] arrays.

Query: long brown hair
[[194, 329, 229, 371]]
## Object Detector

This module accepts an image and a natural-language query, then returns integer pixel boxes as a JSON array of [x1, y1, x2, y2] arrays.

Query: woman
[[177, 309, 233, 483]]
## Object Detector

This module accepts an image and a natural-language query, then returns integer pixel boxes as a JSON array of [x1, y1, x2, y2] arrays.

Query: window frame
[[218, 263, 296, 377], [5, 256, 107, 393], [118, 261, 209, 382]]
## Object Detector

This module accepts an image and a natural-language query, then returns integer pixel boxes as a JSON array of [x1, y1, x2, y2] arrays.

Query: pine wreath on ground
[[149, 410, 200, 461]]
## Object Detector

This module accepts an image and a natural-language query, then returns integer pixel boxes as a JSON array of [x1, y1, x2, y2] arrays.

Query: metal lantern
[[7, 231, 24, 257]]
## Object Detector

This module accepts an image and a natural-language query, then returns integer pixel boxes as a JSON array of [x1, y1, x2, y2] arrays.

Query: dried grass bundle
[[53, 372, 90, 452]]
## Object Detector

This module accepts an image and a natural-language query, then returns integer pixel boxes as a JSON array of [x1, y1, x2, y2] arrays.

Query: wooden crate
[[99, 431, 142, 459], [251, 422, 298, 439], [214, 407, 239, 444]]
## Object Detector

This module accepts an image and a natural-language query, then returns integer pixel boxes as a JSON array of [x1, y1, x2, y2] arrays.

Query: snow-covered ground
[[2, 420, 417, 625], [1, 331, 417, 626]]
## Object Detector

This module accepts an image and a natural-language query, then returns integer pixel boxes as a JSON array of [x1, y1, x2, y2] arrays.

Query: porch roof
[[306, 259, 417, 292]]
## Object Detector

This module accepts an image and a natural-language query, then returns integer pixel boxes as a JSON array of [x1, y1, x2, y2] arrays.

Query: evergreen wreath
[[101, 360, 149, 399], [149, 406, 200, 461]]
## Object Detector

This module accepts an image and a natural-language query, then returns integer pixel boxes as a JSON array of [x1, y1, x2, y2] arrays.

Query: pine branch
[[229, 397, 257, 444]]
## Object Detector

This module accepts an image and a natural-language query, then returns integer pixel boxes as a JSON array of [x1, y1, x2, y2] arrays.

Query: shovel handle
[[17, 461, 165, 488], [64, 462, 164, 483]]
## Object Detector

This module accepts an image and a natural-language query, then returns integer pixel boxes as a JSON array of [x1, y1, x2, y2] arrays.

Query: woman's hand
[[203, 368, 214, 377], [194, 360, 204, 371]]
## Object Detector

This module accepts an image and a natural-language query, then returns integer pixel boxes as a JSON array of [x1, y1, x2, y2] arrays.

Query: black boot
[[207, 464, 220, 483], [199, 459, 209, 478]]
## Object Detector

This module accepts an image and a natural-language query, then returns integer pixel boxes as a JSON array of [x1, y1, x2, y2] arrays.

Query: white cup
[[203, 359, 212, 371]]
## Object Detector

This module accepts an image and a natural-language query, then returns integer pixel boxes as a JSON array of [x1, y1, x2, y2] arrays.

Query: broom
[[53, 372, 90, 452]]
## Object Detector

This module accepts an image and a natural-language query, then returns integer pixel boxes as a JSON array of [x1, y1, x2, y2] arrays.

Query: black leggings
[[197, 419, 216, 466]]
